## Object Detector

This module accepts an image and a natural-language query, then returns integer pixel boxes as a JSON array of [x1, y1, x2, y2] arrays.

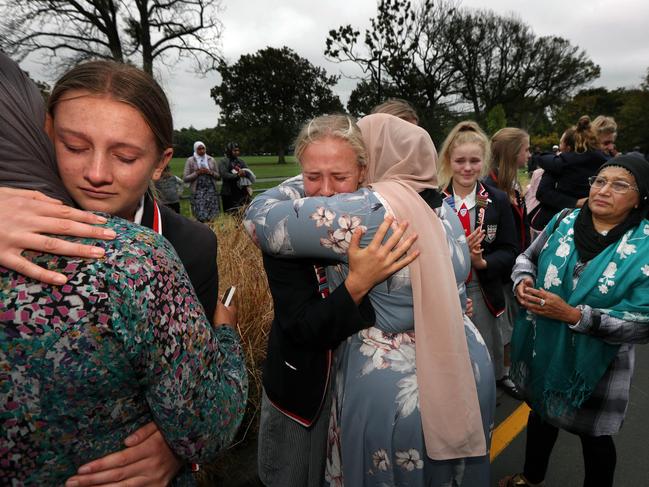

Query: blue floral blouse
[[0, 217, 247, 486]]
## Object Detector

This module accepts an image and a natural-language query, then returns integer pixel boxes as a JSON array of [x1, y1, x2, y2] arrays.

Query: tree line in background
[[3, 0, 647, 157], [211, 0, 648, 157], [0, 0, 223, 75]]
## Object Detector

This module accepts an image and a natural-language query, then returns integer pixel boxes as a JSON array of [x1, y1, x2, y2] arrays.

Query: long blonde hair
[[437, 121, 490, 189], [490, 127, 529, 200]]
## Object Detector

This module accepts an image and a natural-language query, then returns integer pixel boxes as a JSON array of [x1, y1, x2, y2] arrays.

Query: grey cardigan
[[182, 155, 220, 194]]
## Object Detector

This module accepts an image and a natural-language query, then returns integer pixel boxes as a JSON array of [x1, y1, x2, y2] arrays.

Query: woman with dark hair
[[219, 142, 255, 213], [502, 154, 649, 487], [0, 52, 247, 486], [532, 116, 607, 231]]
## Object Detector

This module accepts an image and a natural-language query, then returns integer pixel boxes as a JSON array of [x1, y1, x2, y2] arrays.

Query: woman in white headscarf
[[183, 140, 220, 222]]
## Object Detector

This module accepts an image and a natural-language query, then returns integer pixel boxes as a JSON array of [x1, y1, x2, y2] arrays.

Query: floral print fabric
[[191, 174, 220, 222], [1, 218, 247, 486], [245, 178, 494, 486]]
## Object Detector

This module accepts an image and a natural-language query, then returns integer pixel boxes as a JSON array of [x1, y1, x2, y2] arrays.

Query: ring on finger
[[539, 298, 546, 307]]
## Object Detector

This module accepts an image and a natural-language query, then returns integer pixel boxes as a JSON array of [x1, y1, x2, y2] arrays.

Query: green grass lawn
[[168, 157, 531, 219], [168, 156, 300, 180], [168, 155, 301, 218]]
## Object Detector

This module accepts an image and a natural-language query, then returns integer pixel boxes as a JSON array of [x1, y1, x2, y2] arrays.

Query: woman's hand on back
[[65, 422, 182, 487], [345, 216, 420, 304], [0, 187, 115, 285]]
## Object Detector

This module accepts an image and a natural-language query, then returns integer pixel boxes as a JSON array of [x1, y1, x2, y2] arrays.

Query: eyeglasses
[[588, 176, 638, 194]]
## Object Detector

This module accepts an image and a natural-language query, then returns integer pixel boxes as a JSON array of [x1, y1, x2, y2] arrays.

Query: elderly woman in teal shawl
[[501, 154, 649, 487]]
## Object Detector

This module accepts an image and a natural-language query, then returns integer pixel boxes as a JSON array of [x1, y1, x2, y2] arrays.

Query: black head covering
[[574, 153, 649, 262], [225, 141, 240, 159], [0, 52, 74, 206]]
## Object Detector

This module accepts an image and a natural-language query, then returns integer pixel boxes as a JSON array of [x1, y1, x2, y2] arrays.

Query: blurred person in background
[[219, 141, 255, 213], [154, 165, 184, 213], [183, 140, 220, 222], [372, 97, 419, 125], [592, 115, 618, 158], [533, 116, 607, 232], [485, 127, 532, 400]]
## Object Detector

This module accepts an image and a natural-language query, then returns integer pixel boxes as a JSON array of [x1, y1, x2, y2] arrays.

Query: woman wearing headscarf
[[244, 113, 494, 486], [183, 140, 220, 222], [502, 154, 649, 487], [219, 142, 255, 213], [0, 52, 247, 486]]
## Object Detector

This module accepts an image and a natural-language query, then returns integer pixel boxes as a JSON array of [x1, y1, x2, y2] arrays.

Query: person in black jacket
[[249, 115, 418, 487], [485, 127, 532, 399], [218, 142, 254, 213], [438, 121, 518, 386], [533, 116, 607, 232]]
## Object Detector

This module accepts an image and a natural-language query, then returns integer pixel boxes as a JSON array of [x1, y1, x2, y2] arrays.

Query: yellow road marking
[[490, 403, 531, 461]]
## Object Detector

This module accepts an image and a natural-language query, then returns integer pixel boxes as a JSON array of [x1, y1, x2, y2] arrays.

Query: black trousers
[[523, 411, 616, 487]]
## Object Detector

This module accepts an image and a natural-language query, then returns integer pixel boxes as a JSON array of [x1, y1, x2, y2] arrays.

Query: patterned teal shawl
[[511, 209, 649, 419]]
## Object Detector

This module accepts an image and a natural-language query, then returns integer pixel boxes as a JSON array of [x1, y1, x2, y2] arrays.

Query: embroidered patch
[[485, 224, 498, 243]]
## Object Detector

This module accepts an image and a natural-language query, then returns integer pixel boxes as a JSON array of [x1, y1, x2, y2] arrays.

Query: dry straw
[[198, 210, 273, 484]]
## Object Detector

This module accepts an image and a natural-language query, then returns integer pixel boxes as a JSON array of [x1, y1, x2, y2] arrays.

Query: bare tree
[[0, 0, 223, 75], [325, 0, 462, 136], [326, 1, 599, 134], [446, 9, 600, 127]]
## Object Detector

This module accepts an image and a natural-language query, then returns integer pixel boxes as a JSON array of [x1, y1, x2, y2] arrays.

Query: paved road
[[216, 340, 649, 486], [492, 342, 649, 486]]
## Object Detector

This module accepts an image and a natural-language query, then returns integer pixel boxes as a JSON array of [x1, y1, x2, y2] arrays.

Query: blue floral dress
[[244, 177, 495, 487], [0, 217, 247, 486]]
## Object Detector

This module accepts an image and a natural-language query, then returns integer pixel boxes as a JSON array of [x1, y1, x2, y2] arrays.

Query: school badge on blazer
[[485, 224, 498, 243]]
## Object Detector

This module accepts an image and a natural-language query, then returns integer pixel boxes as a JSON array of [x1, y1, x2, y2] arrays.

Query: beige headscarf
[[358, 113, 486, 460]]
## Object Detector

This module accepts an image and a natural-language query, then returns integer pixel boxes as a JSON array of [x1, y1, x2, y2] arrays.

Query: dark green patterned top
[[0, 217, 247, 486]]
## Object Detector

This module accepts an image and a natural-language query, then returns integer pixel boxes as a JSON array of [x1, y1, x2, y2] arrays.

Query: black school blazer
[[443, 182, 517, 316], [261, 254, 375, 427]]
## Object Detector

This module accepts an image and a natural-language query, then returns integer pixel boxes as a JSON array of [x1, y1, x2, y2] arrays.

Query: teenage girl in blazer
[[438, 121, 517, 383], [485, 127, 532, 399]]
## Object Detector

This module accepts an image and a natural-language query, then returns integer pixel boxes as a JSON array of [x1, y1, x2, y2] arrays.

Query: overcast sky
[[21, 0, 649, 129]]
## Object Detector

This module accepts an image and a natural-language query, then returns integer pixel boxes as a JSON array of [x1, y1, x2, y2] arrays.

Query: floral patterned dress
[[191, 174, 221, 222], [244, 177, 495, 487], [0, 217, 247, 486]]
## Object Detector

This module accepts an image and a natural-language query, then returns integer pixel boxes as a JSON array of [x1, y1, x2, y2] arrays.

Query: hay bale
[[197, 211, 272, 484]]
